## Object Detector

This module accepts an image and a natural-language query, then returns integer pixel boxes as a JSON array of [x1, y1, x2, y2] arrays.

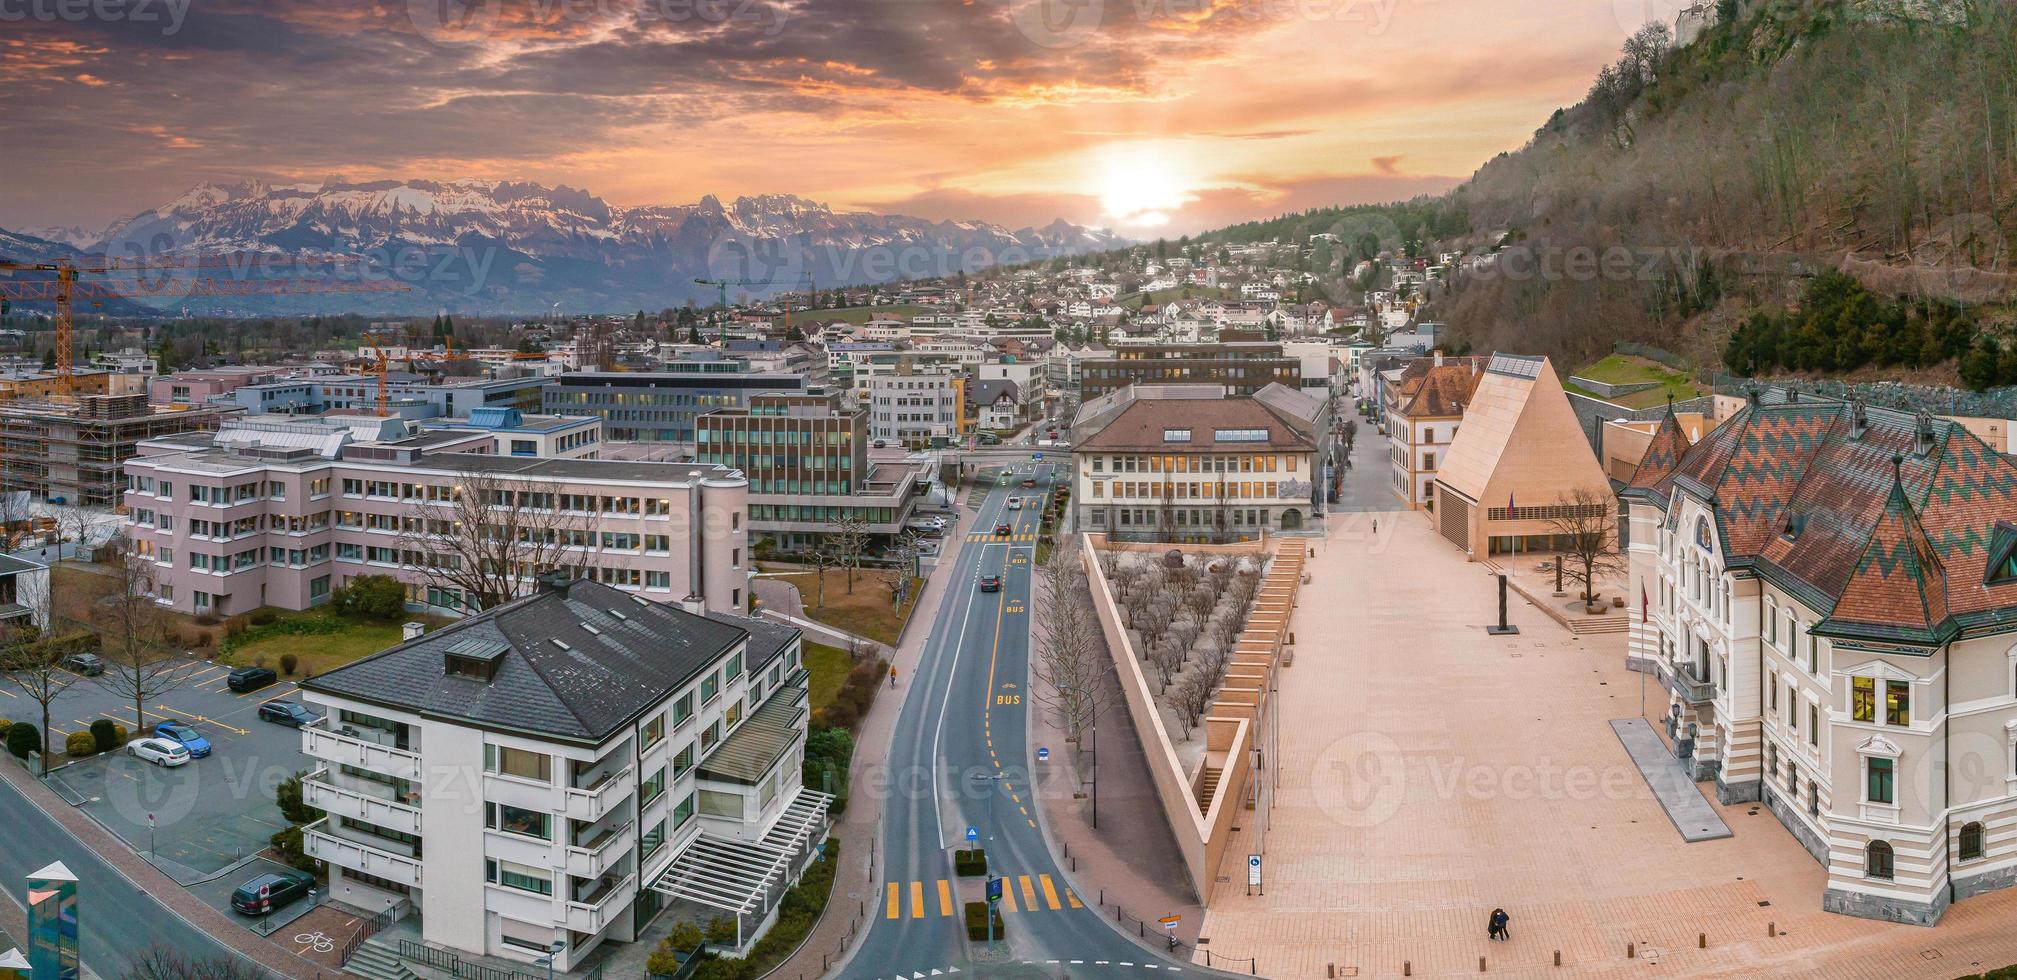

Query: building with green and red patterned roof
[[1622, 388, 2017, 926]]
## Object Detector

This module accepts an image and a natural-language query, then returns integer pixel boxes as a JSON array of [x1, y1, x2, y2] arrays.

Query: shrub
[[6, 722, 39, 760], [953, 848, 987, 877], [704, 916, 738, 945], [279, 653, 299, 677], [193, 613, 220, 627], [248, 609, 278, 627], [963, 901, 1005, 942], [192, 633, 212, 649], [268, 825, 317, 872], [224, 617, 248, 638], [90, 719, 122, 753], [666, 921, 705, 952], [64, 731, 96, 758], [331, 575, 407, 620], [0, 719, 11, 740], [275, 769, 323, 825]]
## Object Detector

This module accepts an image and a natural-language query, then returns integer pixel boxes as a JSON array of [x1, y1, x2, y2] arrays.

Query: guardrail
[[398, 939, 605, 980], [338, 907, 395, 968]]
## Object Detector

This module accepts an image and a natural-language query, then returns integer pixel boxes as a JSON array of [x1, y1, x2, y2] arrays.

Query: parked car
[[978, 574, 1002, 592], [1006, 496, 1023, 509], [151, 721, 212, 758], [1020, 478, 1037, 488], [258, 701, 320, 728], [227, 666, 277, 693], [872, 439, 887, 448], [60, 653, 104, 677], [230, 869, 315, 916], [126, 738, 191, 768], [994, 522, 1013, 535]]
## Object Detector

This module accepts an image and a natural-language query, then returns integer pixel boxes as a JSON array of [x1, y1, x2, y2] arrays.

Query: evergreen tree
[[40, 347, 56, 370]]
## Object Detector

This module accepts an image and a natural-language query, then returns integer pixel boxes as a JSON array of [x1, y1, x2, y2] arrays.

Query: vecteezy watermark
[[406, 0, 787, 47], [1462, 244, 1711, 284], [0, 0, 192, 35], [1007, 0, 1412, 49], [1309, 733, 1658, 829]]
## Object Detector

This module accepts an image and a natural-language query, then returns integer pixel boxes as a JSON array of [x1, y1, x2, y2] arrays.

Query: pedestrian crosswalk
[[964, 533, 1042, 543], [882, 874, 1084, 919]]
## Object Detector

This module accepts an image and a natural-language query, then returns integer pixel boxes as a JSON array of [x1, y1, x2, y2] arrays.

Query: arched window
[[1961, 822, 1986, 861], [1866, 841, 1895, 880], [1695, 516, 1712, 552]]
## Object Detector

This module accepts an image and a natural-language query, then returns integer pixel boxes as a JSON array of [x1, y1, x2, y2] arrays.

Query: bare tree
[[823, 516, 871, 594], [1030, 541, 1119, 748], [94, 551, 189, 735], [0, 624, 70, 774], [120, 946, 266, 980], [399, 469, 597, 611], [1543, 487, 1627, 612], [889, 529, 925, 582], [1171, 672, 1215, 736], [58, 507, 116, 554], [806, 546, 838, 609], [0, 490, 34, 551]]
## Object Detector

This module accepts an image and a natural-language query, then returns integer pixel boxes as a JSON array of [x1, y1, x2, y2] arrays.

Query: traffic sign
[[966, 826, 978, 843], [1159, 914, 1181, 931], [1033, 453, 1043, 461], [1248, 854, 1262, 886], [986, 876, 1004, 902], [1036, 746, 1050, 762]]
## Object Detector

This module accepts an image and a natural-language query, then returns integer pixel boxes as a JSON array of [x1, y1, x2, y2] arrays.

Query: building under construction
[[0, 393, 239, 507]]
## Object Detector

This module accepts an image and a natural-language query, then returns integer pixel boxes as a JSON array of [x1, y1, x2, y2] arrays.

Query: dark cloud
[[1371, 155, 1404, 175]]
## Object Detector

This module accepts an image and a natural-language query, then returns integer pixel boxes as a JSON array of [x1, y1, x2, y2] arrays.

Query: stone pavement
[[1608, 718, 1729, 843], [1193, 504, 2017, 979]]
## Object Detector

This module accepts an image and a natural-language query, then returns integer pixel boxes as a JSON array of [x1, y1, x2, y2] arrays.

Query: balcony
[[1668, 664, 1717, 705], [302, 718, 422, 782], [564, 872, 635, 934], [563, 762, 635, 823], [303, 818, 423, 888], [302, 767, 422, 837], [565, 821, 635, 878]]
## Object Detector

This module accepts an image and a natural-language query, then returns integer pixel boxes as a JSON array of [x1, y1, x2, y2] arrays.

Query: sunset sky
[[0, 0, 1675, 237]]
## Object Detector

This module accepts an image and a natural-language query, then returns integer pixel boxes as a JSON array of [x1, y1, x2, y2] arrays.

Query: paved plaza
[[1195, 504, 2017, 979]]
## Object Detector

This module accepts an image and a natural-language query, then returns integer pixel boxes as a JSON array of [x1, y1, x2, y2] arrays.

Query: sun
[[1095, 144, 1195, 229]]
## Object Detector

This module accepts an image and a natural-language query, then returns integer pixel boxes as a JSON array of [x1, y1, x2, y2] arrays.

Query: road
[[0, 769, 244, 976], [842, 456, 1199, 980]]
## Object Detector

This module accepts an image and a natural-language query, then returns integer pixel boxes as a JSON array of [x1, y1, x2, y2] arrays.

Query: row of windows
[[1088, 480, 1283, 501], [1088, 454, 1294, 475]]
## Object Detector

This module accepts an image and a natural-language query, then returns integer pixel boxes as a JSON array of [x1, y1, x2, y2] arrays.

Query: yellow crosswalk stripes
[[937, 879, 954, 916], [963, 532, 1043, 543], [1066, 887, 1083, 909], [886, 882, 899, 919], [1038, 874, 1062, 910], [999, 880, 1017, 912], [1018, 875, 1037, 910], [880, 874, 1082, 919]]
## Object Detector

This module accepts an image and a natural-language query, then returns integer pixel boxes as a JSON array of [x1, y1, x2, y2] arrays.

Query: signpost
[[985, 875, 1004, 947], [1248, 853, 1263, 896], [1036, 746, 1050, 762], [966, 826, 978, 844], [1159, 914, 1181, 951]]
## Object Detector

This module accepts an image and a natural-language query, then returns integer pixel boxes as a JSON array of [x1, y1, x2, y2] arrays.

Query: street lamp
[[970, 770, 1008, 844], [537, 939, 566, 980]]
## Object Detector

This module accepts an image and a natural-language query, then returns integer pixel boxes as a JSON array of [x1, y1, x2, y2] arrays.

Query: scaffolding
[[0, 395, 239, 507]]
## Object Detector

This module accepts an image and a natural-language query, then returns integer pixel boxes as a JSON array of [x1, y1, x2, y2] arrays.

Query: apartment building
[[1623, 394, 2017, 925], [298, 577, 825, 972], [694, 390, 918, 548], [1068, 384, 1320, 542], [121, 415, 749, 618], [868, 366, 964, 450], [1384, 354, 1484, 509]]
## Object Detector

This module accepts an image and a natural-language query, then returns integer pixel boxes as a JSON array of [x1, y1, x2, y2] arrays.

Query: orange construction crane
[[362, 333, 393, 417], [0, 255, 404, 391]]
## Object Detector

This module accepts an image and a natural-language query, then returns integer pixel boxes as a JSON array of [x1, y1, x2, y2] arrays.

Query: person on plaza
[[1489, 908, 1510, 941]]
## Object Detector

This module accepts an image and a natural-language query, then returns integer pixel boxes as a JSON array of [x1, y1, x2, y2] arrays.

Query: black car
[[258, 700, 319, 727], [994, 522, 1013, 535], [230, 869, 315, 915], [227, 666, 277, 693], [978, 575, 1002, 592], [61, 653, 104, 677]]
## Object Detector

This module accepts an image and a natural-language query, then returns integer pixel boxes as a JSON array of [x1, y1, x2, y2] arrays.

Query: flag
[[1507, 489, 1515, 514], [1641, 585, 1649, 624]]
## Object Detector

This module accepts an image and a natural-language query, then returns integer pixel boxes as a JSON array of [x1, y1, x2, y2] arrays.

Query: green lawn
[[803, 641, 852, 716], [1567, 354, 1707, 408], [224, 610, 447, 680], [782, 568, 922, 646]]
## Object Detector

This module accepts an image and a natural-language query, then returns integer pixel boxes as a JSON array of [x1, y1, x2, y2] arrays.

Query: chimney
[[1850, 398, 1869, 439], [1433, 349, 1444, 367], [402, 622, 425, 642]]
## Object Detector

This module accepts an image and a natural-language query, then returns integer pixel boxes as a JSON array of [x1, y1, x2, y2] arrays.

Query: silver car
[[127, 737, 192, 768]]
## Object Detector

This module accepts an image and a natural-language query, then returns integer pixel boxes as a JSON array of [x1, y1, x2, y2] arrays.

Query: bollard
[[1327, 965, 1335, 979], [1479, 956, 1486, 972], [1553, 950, 1561, 967], [1698, 933, 1706, 949], [1769, 922, 1777, 937], [1627, 943, 1635, 959], [1404, 962, 1412, 977]]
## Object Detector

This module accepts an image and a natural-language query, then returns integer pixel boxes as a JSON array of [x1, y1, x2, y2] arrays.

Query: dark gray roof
[[302, 580, 749, 743], [704, 611, 800, 677]]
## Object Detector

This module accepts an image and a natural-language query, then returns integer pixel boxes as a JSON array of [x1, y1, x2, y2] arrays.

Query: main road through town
[[841, 455, 1204, 980]]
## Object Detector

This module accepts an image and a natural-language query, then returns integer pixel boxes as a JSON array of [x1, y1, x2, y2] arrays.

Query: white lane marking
[[927, 538, 991, 848]]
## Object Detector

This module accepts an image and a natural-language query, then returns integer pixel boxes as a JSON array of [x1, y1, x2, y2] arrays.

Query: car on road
[[151, 721, 212, 758], [1006, 496, 1022, 509], [978, 433, 1001, 445], [258, 701, 321, 728], [60, 653, 104, 676], [994, 521, 1013, 535], [1019, 478, 1037, 488], [872, 439, 887, 448], [126, 737, 191, 768], [227, 666, 277, 693], [230, 869, 315, 916], [978, 574, 1002, 592]]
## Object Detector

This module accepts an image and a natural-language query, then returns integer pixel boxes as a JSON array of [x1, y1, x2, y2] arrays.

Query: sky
[[0, 0, 1680, 238]]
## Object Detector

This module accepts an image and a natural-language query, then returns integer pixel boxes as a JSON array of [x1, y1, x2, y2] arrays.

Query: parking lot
[[20, 657, 319, 884]]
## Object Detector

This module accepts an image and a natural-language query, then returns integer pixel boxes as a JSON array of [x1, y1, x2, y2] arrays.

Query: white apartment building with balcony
[[298, 578, 825, 972], [1624, 395, 2017, 926]]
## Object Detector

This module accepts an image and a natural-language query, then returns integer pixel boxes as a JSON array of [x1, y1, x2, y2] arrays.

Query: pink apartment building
[[122, 415, 750, 618]]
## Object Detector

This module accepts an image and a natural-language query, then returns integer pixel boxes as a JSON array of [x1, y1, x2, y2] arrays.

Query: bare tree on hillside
[[1543, 487, 1627, 612], [399, 469, 597, 611]]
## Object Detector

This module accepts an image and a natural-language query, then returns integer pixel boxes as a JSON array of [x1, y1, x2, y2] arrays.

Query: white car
[[128, 737, 192, 768], [1007, 496, 1023, 510]]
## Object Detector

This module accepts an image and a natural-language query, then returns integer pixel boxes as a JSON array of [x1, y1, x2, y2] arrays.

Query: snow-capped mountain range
[[0, 179, 1127, 314]]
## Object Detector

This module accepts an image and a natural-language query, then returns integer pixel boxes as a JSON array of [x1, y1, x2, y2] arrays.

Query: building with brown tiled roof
[[1069, 383, 1322, 542], [1621, 390, 2017, 926], [1383, 353, 1486, 509]]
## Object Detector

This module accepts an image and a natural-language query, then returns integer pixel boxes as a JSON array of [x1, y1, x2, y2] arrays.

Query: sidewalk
[[0, 754, 333, 979], [766, 478, 982, 980]]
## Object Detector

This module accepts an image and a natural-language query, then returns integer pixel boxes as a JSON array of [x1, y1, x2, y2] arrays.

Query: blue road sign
[[1033, 453, 1044, 461], [986, 876, 1004, 902], [1036, 746, 1050, 762], [966, 826, 979, 843]]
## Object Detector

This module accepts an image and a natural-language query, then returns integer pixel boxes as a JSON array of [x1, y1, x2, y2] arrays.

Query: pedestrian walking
[[1489, 908, 1510, 941], [889, 665, 898, 688]]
